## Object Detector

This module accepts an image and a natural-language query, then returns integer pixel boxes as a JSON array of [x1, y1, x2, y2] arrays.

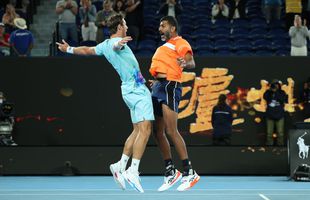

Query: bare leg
[[153, 115, 172, 160], [132, 120, 152, 160], [162, 104, 188, 160], [122, 124, 139, 156]]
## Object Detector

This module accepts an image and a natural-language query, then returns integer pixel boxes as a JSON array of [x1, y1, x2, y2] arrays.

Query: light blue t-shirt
[[95, 37, 145, 94]]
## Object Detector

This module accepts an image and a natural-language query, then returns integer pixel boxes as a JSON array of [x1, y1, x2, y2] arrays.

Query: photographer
[[263, 80, 288, 146], [301, 77, 310, 119], [0, 91, 16, 146]]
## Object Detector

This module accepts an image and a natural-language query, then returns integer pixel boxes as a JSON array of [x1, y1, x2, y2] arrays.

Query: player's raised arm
[[56, 39, 96, 55], [113, 36, 132, 51]]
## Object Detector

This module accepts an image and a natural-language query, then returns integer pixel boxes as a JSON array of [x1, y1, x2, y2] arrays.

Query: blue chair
[[275, 49, 290, 56], [248, 28, 267, 40], [251, 39, 272, 51], [231, 19, 249, 29], [232, 39, 251, 51], [254, 50, 274, 56], [212, 19, 231, 29], [215, 50, 233, 56], [195, 50, 214, 56], [235, 50, 252, 56], [214, 39, 232, 51], [266, 29, 286, 39]]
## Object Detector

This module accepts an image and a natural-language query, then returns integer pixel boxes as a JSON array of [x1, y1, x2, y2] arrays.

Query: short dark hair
[[107, 14, 124, 35], [160, 16, 179, 32]]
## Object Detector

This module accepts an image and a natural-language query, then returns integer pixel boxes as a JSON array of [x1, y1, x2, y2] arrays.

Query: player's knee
[[165, 127, 178, 137]]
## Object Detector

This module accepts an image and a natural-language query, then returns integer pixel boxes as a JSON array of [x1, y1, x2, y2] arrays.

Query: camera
[[0, 92, 16, 146]]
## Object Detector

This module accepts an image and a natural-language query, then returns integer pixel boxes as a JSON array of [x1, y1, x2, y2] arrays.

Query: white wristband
[[66, 46, 74, 54]]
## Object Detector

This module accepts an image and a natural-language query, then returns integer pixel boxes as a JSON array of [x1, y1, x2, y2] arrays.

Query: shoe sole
[[109, 165, 126, 190], [123, 172, 144, 193], [158, 170, 182, 192], [177, 175, 201, 192]]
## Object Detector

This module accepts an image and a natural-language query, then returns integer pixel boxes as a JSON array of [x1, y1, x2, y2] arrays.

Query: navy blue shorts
[[151, 78, 182, 116]]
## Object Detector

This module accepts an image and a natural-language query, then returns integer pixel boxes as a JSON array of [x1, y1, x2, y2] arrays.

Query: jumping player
[[56, 14, 154, 193], [149, 16, 200, 192]]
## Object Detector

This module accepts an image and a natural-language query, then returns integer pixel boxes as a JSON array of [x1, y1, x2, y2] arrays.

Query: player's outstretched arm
[[56, 40, 96, 55], [113, 36, 132, 51]]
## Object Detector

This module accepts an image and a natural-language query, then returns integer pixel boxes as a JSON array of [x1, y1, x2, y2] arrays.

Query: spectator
[[285, 0, 302, 29], [125, 0, 142, 45], [263, 79, 288, 146], [2, 3, 20, 33], [211, 94, 233, 146], [56, 0, 78, 44], [9, 17, 33, 56], [263, 0, 282, 24], [95, 0, 115, 43], [289, 14, 310, 56], [10, 0, 30, 15], [79, 0, 97, 41], [157, 0, 182, 20], [229, 0, 246, 20], [301, 77, 310, 119], [113, 0, 126, 16], [0, 22, 10, 56], [211, 0, 229, 21]]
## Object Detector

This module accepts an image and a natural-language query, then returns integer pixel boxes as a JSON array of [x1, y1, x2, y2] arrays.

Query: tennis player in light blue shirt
[[57, 14, 153, 193]]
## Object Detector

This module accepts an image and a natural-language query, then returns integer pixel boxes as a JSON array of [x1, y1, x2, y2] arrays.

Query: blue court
[[0, 176, 309, 200]]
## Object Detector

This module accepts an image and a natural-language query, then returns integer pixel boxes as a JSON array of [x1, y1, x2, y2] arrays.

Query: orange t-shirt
[[150, 36, 193, 82]]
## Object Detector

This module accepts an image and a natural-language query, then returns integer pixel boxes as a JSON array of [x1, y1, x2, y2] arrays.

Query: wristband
[[66, 46, 74, 54]]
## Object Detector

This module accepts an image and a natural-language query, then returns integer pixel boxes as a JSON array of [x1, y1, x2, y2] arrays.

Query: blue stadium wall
[[0, 56, 308, 175]]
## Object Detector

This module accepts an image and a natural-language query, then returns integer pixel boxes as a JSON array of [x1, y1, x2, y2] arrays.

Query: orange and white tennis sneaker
[[177, 169, 200, 192], [158, 169, 182, 192]]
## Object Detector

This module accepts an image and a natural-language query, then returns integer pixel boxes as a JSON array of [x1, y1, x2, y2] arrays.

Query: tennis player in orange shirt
[[149, 16, 200, 192]]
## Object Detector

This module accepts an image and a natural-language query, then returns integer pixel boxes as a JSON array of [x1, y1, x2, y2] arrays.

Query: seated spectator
[[212, 0, 229, 21], [0, 22, 10, 56], [125, 0, 142, 45], [2, 3, 20, 33], [229, 0, 246, 20], [263, 0, 282, 24], [289, 15, 309, 56], [56, 0, 78, 44], [157, 0, 182, 20], [113, 0, 126, 16], [212, 94, 233, 146], [95, 0, 115, 43], [79, 0, 97, 41], [9, 17, 33, 56]]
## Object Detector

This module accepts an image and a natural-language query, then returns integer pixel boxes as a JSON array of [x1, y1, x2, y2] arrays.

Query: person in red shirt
[[149, 16, 200, 192], [0, 22, 10, 56]]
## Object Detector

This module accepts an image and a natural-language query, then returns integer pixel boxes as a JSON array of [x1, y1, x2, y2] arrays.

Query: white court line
[[0, 193, 309, 196], [1, 189, 310, 191], [259, 194, 271, 200], [0, 194, 270, 196]]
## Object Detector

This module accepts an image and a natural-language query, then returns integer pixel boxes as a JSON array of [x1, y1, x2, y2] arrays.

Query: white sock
[[130, 158, 140, 172], [119, 154, 129, 172]]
